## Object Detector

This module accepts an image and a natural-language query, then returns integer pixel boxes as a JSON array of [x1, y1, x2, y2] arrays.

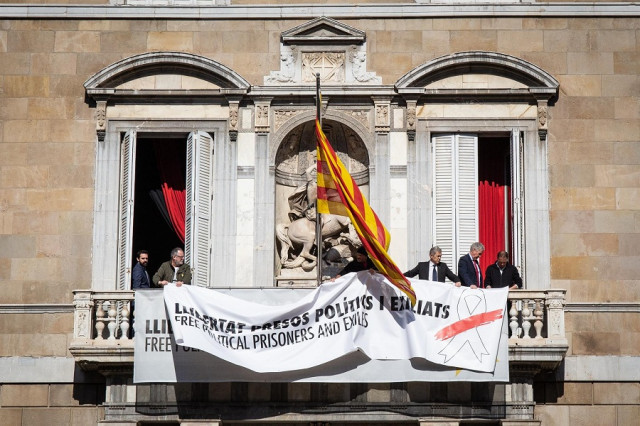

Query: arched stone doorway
[[274, 119, 370, 286]]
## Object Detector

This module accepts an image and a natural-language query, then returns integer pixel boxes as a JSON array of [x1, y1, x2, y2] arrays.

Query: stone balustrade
[[70, 288, 567, 370]]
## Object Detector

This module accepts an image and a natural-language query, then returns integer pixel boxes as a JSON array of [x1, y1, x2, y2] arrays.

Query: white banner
[[159, 272, 507, 374]]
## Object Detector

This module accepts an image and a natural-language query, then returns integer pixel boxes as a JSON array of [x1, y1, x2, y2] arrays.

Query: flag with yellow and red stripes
[[315, 119, 416, 305]]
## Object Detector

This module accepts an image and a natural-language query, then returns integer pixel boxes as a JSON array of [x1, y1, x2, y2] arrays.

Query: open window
[[118, 130, 213, 289], [432, 132, 522, 269]]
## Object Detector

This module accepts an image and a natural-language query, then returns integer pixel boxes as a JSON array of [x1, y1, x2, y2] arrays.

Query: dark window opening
[[478, 136, 512, 263], [132, 136, 186, 276]]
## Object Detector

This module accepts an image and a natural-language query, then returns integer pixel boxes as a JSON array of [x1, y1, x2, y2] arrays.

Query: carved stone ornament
[[406, 104, 416, 131], [265, 47, 297, 84], [343, 109, 370, 130], [228, 103, 239, 131], [96, 101, 107, 142], [255, 104, 270, 132], [375, 104, 390, 132], [302, 52, 345, 83], [273, 109, 307, 134], [538, 104, 548, 128], [350, 48, 381, 84]]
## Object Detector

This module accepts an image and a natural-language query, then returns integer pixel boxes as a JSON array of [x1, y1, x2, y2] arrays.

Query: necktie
[[432, 264, 437, 281], [473, 259, 481, 287]]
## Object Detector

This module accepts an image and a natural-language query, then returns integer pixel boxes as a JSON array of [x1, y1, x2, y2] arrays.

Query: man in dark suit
[[405, 246, 461, 286], [484, 251, 522, 289], [458, 242, 485, 288], [131, 250, 151, 289]]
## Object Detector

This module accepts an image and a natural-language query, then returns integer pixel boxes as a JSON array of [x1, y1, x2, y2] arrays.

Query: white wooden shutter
[[432, 134, 478, 267], [455, 134, 479, 263], [186, 131, 213, 287], [118, 130, 136, 290], [432, 135, 455, 267], [510, 129, 523, 268]]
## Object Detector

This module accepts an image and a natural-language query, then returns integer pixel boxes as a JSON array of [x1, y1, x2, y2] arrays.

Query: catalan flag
[[315, 119, 416, 305]]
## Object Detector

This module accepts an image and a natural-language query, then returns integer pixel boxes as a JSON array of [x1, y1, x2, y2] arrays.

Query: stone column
[[371, 97, 392, 225], [253, 98, 275, 286]]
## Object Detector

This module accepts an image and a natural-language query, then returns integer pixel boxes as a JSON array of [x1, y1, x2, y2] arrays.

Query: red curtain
[[154, 141, 186, 243], [478, 180, 505, 268]]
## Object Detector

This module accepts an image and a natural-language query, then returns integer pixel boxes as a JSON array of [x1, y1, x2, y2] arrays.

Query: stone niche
[[274, 119, 370, 286]]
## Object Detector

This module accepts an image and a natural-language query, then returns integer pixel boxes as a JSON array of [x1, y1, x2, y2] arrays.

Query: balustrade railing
[[71, 288, 567, 350]]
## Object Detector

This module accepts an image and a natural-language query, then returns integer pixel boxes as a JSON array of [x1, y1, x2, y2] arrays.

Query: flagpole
[[315, 73, 322, 285]]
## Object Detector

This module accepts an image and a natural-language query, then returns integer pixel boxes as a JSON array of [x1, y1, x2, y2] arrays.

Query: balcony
[[70, 288, 568, 374]]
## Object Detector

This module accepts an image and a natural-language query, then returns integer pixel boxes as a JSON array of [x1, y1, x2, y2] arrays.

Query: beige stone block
[[28, 98, 76, 120], [556, 382, 593, 404], [594, 210, 636, 233], [594, 165, 640, 188], [584, 233, 619, 256], [565, 312, 594, 334], [1, 166, 50, 189], [26, 188, 93, 212], [193, 31, 223, 53], [58, 211, 93, 235], [551, 234, 587, 257], [0, 98, 28, 121], [22, 280, 76, 305], [420, 31, 451, 56], [147, 31, 194, 51], [4, 76, 50, 97], [0, 384, 49, 407], [12, 211, 59, 235], [54, 31, 100, 53], [0, 235, 36, 258], [0, 335, 21, 356], [614, 51, 640, 75], [543, 29, 589, 52], [551, 187, 616, 210], [369, 52, 412, 77], [557, 75, 601, 97], [497, 30, 543, 52], [389, 31, 422, 53], [592, 312, 625, 333], [99, 31, 148, 53], [572, 332, 620, 355], [433, 18, 482, 31], [619, 233, 640, 257], [23, 408, 72, 425], [50, 75, 87, 98], [549, 164, 595, 187], [555, 97, 615, 120], [614, 142, 640, 165], [287, 383, 310, 401], [11, 257, 60, 282], [620, 332, 640, 356], [0, 30, 6, 52], [550, 210, 594, 233], [590, 30, 637, 52], [567, 52, 614, 75], [479, 18, 522, 30], [534, 404, 570, 426], [617, 405, 640, 426], [0, 259, 11, 281], [547, 120, 596, 145], [569, 405, 617, 426], [594, 382, 640, 404], [71, 407, 102, 426], [46, 119, 94, 143], [75, 52, 123, 77], [450, 30, 497, 52], [73, 142, 95, 166], [26, 142, 75, 165], [78, 20, 131, 31], [33, 52, 78, 75], [0, 408, 21, 426], [602, 75, 639, 98], [614, 97, 640, 120], [38, 21, 80, 32], [0, 52, 30, 74], [566, 280, 627, 304], [48, 165, 93, 188], [0, 143, 27, 167], [551, 256, 594, 280], [617, 188, 640, 210], [523, 17, 568, 30], [8, 30, 54, 52], [597, 256, 640, 281], [59, 259, 91, 288]]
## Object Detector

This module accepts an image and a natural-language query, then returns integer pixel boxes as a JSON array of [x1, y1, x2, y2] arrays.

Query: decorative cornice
[[0, 304, 74, 314], [1, 4, 639, 19], [565, 302, 640, 313]]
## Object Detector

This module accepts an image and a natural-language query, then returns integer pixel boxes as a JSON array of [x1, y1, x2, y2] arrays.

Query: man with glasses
[[458, 242, 485, 289], [153, 247, 192, 287]]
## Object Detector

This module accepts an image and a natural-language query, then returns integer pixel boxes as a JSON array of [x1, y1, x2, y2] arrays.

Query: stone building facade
[[0, 1, 638, 425]]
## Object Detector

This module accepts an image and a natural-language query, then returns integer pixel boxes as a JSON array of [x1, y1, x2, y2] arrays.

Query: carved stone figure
[[351, 51, 379, 83], [265, 52, 296, 83]]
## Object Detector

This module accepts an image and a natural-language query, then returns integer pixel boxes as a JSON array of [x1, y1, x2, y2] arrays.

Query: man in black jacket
[[484, 251, 522, 289], [404, 246, 461, 286]]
